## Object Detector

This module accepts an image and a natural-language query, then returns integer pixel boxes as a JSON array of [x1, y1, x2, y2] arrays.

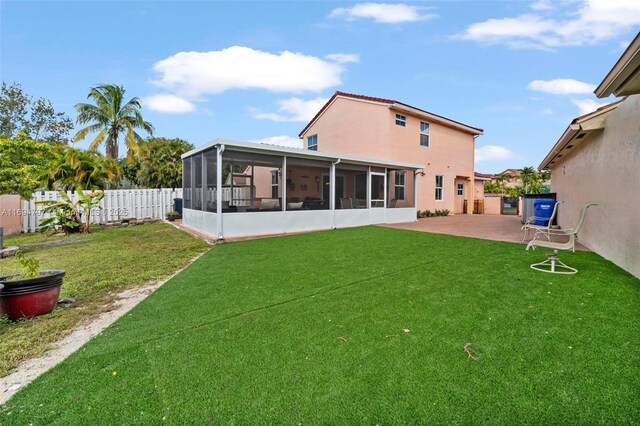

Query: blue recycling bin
[[173, 198, 183, 215], [533, 199, 556, 226]]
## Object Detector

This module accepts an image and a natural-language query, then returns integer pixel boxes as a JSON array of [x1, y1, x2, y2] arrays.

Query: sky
[[1, 0, 639, 173]]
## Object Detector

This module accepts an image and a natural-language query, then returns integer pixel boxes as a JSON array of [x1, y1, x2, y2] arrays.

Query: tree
[[137, 137, 193, 188], [44, 147, 121, 191], [117, 157, 141, 188], [483, 181, 500, 194], [26, 97, 74, 144], [0, 81, 73, 143], [74, 84, 154, 161], [495, 172, 511, 195], [519, 166, 537, 194], [0, 132, 55, 199]]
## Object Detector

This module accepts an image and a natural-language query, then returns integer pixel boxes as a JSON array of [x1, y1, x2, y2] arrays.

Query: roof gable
[[299, 91, 484, 137]]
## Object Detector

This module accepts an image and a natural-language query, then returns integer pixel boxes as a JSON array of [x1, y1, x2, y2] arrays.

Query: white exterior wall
[[550, 95, 640, 278], [183, 209, 217, 237], [183, 207, 416, 239]]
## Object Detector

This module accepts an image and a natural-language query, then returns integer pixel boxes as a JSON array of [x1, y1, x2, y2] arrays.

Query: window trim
[[420, 122, 430, 147], [307, 134, 318, 151], [435, 175, 444, 201], [457, 182, 464, 196], [395, 114, 407, 127], [394, 171, 406, 201]]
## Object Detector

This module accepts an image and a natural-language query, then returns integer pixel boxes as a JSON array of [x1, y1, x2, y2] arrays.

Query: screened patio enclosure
[[181, 139, 424, 239]]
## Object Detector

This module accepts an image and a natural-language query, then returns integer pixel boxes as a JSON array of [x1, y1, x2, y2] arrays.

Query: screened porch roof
[[182, 138, 426, 171]]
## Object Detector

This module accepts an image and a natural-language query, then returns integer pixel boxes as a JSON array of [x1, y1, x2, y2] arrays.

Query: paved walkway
[[384, 214, 589, 250]]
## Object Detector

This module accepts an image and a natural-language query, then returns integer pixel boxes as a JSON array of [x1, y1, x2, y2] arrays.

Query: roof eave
[[183, 138, 426, 170], [595, 32, 640, 98], [391, 103, 484, 136], [538, 101, 621, 169]]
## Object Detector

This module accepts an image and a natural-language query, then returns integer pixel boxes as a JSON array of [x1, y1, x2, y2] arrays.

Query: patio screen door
[[370, 172, 386, 208]]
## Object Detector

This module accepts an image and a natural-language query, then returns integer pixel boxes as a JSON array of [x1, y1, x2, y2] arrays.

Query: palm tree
[[44, 147, 121, 191], [74, 84, 154, 161], [519, 166, 537, 194], [495, 172, 511, 195]]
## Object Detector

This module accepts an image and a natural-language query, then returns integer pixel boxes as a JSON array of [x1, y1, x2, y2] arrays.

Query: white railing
[[22, 188, 183, 233]]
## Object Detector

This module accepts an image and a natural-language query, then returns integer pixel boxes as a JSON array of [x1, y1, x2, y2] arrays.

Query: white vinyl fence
[[22, 189, 183, 233]]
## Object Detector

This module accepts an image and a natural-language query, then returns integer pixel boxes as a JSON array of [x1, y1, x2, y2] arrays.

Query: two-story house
[[298, 92, 483, 214]]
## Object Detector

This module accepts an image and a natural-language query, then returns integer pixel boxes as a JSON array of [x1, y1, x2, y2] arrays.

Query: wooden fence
[[22, 189, 183, 233]]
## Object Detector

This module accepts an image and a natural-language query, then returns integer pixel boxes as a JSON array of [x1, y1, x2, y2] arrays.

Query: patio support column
[[366, 166, 371, 209], [282, 156, 287, 212], [331, 159, 339, 228], [216, 144, 224, 240], [467, 176, 474, 215], [414, 171, 419, 220]]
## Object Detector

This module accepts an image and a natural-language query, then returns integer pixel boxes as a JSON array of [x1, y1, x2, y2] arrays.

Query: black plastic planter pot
[[0, 270, 65, 320]]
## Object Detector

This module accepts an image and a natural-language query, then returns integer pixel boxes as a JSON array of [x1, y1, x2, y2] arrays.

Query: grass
[[2, 226, 639, 424], [0, 223, 209, 376]]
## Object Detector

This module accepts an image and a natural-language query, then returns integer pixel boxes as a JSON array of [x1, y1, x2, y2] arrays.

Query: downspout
[[414, 168, 424, 220], [331, 159, 340, 229], [216, 144, 225, 240]]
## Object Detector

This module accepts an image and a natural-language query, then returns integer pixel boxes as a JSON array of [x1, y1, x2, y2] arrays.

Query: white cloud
[[329, 3, 436, 24], [458, 0, 640, 49], [619, 39, 631, 49], [250, 135, 302, 149], [151, 46, 352, 97], [325, 53, 360, 64], [528, 79, 596, 95], [572, 98, 607, 115], [530, 0, 554, 11], [475, 145, 515, 163], [252, 97, 328, 122], [141, 94, 196, 114], [540, 107, 554, 115]]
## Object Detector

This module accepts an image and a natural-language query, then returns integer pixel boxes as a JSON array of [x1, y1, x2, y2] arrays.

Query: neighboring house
[[298, 92, 483, 214], [490, 168, 522, 188], [473, 172, 491, 199], [538, 32, 640, 278]]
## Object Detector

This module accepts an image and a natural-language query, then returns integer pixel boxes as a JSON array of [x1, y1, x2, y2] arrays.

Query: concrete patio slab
[[384, 214, 589, 251]]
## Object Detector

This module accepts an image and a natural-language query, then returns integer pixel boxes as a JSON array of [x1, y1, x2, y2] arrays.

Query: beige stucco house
[[298, 92, 484, 214], [539, 32, 640, 278]]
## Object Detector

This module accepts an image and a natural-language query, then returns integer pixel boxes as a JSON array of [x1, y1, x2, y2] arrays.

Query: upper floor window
[[395, 114, 406, 127], [307, 134, 318, 151], [420, 122, 430, 147], [394, 171, 406, 201], [457, 183, 464, 196], [435, 175, 443, 201]]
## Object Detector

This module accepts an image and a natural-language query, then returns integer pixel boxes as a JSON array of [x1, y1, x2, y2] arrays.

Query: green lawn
[[2, 226, 639, 424], [0, 224, 209, 376]]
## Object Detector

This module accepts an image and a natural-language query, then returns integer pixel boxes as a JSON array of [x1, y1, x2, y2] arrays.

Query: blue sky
[[2, 1, 638, 173]]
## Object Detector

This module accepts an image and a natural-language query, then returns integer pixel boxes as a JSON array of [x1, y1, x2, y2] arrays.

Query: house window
[[457, 183, 464, 196], [435, 175, 444, 200], [271, 170, 278, 198], [395, 114, 406, 127], [394, 171, 405, 201], [307, 134, 318, 151], [420, 122, 430, 147]]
